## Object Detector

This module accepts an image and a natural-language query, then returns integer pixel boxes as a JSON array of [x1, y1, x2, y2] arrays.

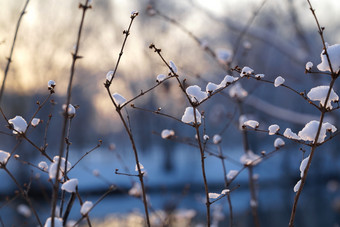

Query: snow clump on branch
[[317, 43, 340, 73], [307, 86, 339, 109]]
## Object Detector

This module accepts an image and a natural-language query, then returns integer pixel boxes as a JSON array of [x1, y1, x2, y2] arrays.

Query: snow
[[17, 204, 31, 217], [300, 155, 310, 178], [112, 93, 127, 106], [38, 161, 48, 171], [181, 107, 201, 124], [31, 118, 40, 127], [243, 120, 259, 129], [169, 61, 178, 73], [307, 86, 339, 109], [213, 134, 222, 144], [49, 156, 71, 180], [229, 83, 248, 99], [240, 150, 261, 166], [250, 199, 258, 208], [156, 74, 167, 82], [274, 138, 285, 148], [216, 49, 232, 64], [294, 179, 301, 193], [219, 75, 237, 87], [305, 61, 313, 70], [48, 80, 56, 89], [255, 74, 265, 79], [268, 124, 280, 135], [298, 120, 337, 143], [206, 82, 219, 93], [186, 85, 208, 103], [44, 217, 63, 227], [317, 43, 340, 73], [62, 104, 76, 117], [161, 129, 175, 139], [238, 115, 248, 129], [0, 150, 10, 164], [8, 116, 27, 134], [274, 76, 285, 87], [135, 162, 145, 172], [203, 134, 210, 141], [283, 128, 300, 140], [61, 178, 79, 193], [128, 182, 142, 197], [80, 201, 93, 216], [106, 71, 114, 81], [208, 192, 220, 199], [240, 66, 254, 77], [227, 170, 238, 180], [221, 189, 230, 195]]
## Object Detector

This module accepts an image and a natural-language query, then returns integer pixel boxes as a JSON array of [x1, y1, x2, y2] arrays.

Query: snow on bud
[[48, 80, 56, 89], [0, 150, 10, 165], [206, 82, 219, 93], [294, 179, 301, 193], [283, 128, 300, 140], [216, 49, 232, 64], [80, 201, 93, 216], [213, 134, 222, 144], [31, 118, 40, 127], [61, 178, 79, 193], [181, 107, 201, 124], [219, 75, 237, 87], [131, 10, 139, 17], [300, 155, 310, 178], [239, 115, 248, 130], [221, 189, 230, 195], [169, 61, 178, 73], [8, 116, 27, 134], [106, 71, 114, 81], [274, 76, 285, 87], [268, 124, 280, 135], [255, 74, 265, 79], [240, 150, 261, 166], [317, 43, 340, 73], [135, 162, 145, 172], [49, 156, 71, 180], [62, 104, 76, 118], [307, 86, 339, 109], [44, 217, 63, 227], [129, 182, 142, 197], [186, 85, 208, 103], [161, 129, 175, 139], [243, 120, 259, 129], [208, 193, 220, 199], [227, 170, 238, 180], [229, 83, 248, 99], [203, 134, 209, 141], [298, 120, 337, 143], [38, 161, 48, 171], [156, 74, 167, 83], [17, 204, 31, 218], [240, 66, 254, 77], [305, 61, 313, 71], [274, 138, 285, 148], [112, 93, 126, 106]]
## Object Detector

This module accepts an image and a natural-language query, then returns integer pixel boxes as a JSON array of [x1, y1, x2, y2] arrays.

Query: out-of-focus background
[[1, 0, 340, 226]]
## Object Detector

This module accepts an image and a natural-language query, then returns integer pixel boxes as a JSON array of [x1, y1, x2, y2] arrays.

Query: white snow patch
[[62, 104, 76, 117], [0, 150, 10, 164], [240, 66, 254, 77], [208, 193, 220, 199], [128, 182, 142, 197], [317, 43, 340, 73], [48, 80, 56, 89], [240, 150, 261, 166], [203, 134, 210, 141], [229, 83, 248, 99], [227, 170, 238, 180], [38, 161, 48, 171], [221, 189, 230, 195], [80, 201, 93, 216], [219, 75, 237, 87], [17, 204, 31, 218], [255, 74, 265, 79], [305, 61, 313, 70], [283, 128, 300, 140], [243, 120, 259, 129], [307, 86, 339, 109], [274, 138, 285, 148], [216, 49, 232, 64], [161, 129, 175, 139], [31, 118, 40, 127], [181, 107, 201, 124], [112, 93, 127, 106], [274, 76, 285, 87], [298, 120, 337, 143], [239, 115, 248, 129], [294, 179, 301, 193], [106, 71, 114, 81], [300, 155, 310, 178], [156, 74, 167, 82], [169, 61, 178, 73], [44, 217, 63, 227], [186, 85, 208, 103], [135, 162, 145, 172], [213, 134, 222, 144], [49, 156, 71, 180], [206, 82, 219, 93], [8, 116, 27, 134], [61, 178, 79, 193], [268, 124, 280, 135]]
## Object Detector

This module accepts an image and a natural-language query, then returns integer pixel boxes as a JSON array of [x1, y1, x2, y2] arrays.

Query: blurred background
[[1, 0, 340, 226]]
